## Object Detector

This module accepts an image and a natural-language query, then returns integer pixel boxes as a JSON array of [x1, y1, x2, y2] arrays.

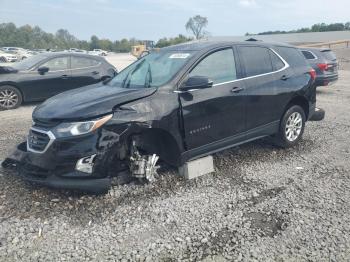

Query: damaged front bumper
[[1, 131, 115, 193]]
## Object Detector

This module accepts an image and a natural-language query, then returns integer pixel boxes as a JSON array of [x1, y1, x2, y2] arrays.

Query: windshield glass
[[109, 51, 193, 88], [11, 54, 49, 71]]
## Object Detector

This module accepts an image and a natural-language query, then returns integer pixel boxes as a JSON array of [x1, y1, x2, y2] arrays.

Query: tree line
[[0, 22, 194, 52], [246, 22, 350, 36]]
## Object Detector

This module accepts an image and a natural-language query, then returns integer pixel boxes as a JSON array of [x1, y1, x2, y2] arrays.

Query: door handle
[[92, 71, 99, 75], [231, 86, 244, 93], [280, 75, 289, 81], [61, 74, 69, 79]]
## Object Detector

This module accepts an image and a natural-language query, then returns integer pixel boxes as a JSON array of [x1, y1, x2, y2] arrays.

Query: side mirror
[[38, 66, 49, 74], [179, 76, 213, 92]]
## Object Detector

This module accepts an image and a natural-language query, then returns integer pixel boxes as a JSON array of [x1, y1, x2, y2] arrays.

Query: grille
[[27, 129, 52, 152]]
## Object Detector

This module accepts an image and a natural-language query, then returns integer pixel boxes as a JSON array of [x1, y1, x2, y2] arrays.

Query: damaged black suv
[[2, 41, 323, 193]]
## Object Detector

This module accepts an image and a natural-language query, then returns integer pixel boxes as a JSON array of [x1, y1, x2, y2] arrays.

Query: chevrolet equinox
[[2, 41, 324, 193]]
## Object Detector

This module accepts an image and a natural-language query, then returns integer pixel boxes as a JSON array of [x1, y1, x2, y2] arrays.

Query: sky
[[0, 0, 350, 41]]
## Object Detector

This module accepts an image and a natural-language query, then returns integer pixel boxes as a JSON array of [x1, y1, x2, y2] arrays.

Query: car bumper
[[315, 74, 338, 87], [2, 131, 116, 193], [309, 107, 325, 121]]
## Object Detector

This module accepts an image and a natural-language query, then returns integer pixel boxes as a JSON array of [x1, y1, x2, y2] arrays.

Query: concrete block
[[179, 155, 215, 180]]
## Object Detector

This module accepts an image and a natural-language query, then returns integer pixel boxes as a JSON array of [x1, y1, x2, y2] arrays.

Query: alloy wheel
[[285, 112, 303, 142], [0, 89, 19, 109]]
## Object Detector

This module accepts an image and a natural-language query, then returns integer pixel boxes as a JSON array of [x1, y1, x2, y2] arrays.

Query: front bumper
[[1, 130, 118, 193]]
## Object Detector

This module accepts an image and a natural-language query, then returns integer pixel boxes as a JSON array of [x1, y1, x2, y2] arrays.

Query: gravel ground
[[0, 71, 350, 261]]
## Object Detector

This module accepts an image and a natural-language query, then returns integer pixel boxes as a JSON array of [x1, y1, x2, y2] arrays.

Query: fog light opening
[[75, 154, 96, 174]]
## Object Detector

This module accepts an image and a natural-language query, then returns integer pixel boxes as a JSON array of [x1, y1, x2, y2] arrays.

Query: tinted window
[[189, 49, 237, 84], [301, 50, 316, 60], [275, 47, 308, 67], [71, 57, 100, 68], [41, 57, 69, 71], [321, 50, 337, 61], [269, 50, 285, 70], [239, 46, 273, 77]]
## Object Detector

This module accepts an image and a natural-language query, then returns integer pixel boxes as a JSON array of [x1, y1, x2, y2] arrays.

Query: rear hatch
[[321, 49, 338, 74]]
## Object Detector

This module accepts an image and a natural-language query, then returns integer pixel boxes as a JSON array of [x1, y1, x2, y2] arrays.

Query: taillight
[[309, 69, 316, 81], [317, 63, 328, 72]]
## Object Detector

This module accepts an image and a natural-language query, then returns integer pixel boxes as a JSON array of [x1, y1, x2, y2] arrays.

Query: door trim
[[180, 120, 279, 164]]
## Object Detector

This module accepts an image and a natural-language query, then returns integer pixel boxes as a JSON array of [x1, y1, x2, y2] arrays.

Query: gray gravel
[[1, 71, 350, 261]]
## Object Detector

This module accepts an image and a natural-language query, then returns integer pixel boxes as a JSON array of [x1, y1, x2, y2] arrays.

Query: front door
[[179, 48, 246, 150], [23, 56, 71, 100]]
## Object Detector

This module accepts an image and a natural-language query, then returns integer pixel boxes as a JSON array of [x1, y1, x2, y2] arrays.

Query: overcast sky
[[1, 0, 349, 41]]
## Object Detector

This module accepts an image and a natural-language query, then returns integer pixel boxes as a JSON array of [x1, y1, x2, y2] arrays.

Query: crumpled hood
[[33, 83, 157, 121]]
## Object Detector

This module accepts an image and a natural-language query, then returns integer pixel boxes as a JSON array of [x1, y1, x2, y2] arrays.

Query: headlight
[[52, 114, 112, 137]]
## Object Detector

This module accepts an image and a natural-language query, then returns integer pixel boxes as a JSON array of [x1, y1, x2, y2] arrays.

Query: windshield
[[11, 54, 49, 71], [108, 51, 193, 88]]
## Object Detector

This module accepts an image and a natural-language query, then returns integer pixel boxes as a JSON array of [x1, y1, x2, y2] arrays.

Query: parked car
[[300, 48, 338, 87], [0, 50, 18, 62], [89, 49, 108, 56], [67, 48, 88, 54], [2, 41, 323, 193], [0, 52, 117, 109], [1, 47, 33, 60]]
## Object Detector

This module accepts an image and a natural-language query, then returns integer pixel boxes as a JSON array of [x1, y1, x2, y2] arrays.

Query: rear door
[[180, 47, 246, 150], [237, 45, 290, 132], [70, 56, 103, 88]]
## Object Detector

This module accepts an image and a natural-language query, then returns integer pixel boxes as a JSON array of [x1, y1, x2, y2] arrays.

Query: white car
[[2, 47, 32, 60], [89, 49, 108, 56], [0, 50, 18, 62]]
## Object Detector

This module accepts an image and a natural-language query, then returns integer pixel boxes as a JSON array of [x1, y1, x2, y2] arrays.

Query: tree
[[155, 34, 192, 48], [185, 15, 208, 39]]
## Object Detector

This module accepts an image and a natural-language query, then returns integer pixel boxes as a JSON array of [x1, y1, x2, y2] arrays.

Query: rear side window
[[275, 47, 308, 67], [269, 50, 285, 71], [301, 50, 317, 60], [238, 46, 273, 77], [71, 57, 100, 69], [321, 50, 337, 61], [189, 48, 237, 84]]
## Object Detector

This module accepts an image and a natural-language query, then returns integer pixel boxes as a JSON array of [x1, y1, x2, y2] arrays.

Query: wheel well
[[285, 96, 309, 119], [133, 128, 182, 167]]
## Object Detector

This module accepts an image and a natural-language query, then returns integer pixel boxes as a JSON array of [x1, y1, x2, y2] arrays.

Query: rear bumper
[[309, 107, 325, 121], [315, 74, 338, 87]]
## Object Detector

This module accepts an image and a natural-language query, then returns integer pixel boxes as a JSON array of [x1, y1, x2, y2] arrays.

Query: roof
[[34, 52, 105, 60], [210, 31, 350, 45], [162, 40, 293, 52]]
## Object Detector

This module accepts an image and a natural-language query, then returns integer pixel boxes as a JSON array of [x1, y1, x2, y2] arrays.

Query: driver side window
[[41, 57, 69, 71], [189, 49, 237, 85]]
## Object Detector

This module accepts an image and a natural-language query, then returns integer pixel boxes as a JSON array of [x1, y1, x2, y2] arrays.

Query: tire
[[0, 57, 7, 63], [273, 105, 306, 148], [0, 86, 23, 110]]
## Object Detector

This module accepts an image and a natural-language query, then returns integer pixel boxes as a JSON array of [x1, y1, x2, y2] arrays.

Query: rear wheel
[[0, 57, 7, 62], [0, 86, 23, 110], [273, 105, 306, 148]]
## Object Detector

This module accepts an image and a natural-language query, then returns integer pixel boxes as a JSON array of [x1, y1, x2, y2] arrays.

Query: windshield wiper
[[144, 63, 152, 88]]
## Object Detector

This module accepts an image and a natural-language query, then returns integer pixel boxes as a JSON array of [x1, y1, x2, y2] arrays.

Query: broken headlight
[[52, 114, 112, 137]]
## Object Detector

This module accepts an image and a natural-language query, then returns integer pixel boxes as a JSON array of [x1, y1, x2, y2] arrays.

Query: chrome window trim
[[27, 127, 56, 154], [213, 48, 290, 87]]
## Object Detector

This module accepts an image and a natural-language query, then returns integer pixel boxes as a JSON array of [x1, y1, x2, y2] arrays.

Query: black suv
[[300, 48, 338, 87], [2, 41, 323, 193]]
